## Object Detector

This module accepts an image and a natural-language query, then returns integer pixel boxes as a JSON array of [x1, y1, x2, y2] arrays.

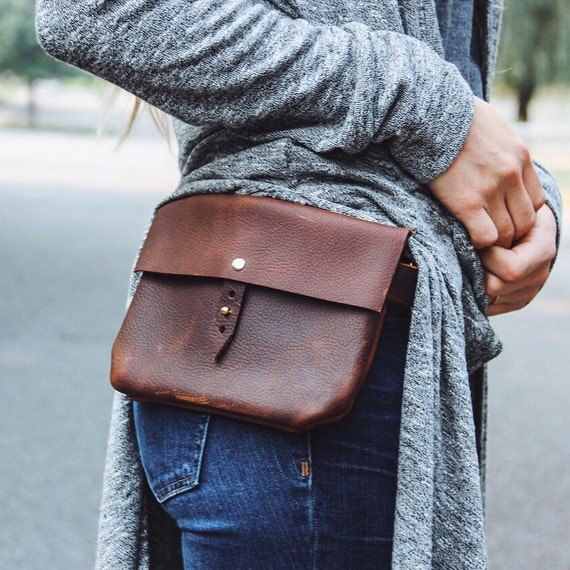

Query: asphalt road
[[1, 129, 568, 569]]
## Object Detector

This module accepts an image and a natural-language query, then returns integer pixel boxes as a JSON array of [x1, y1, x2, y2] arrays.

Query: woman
[[36, 0, 561, 568]]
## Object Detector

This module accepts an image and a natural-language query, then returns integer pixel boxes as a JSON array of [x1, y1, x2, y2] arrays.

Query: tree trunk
[[517, 83, 535, 122], [25, 79, 37, 128]]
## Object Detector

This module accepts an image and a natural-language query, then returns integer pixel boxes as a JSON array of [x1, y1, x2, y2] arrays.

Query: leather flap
[[135, 194, 411, 313]]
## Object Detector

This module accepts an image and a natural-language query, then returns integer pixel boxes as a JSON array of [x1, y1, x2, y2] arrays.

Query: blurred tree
[[497, 0, 570, 121], [0, 0, 79, 126]]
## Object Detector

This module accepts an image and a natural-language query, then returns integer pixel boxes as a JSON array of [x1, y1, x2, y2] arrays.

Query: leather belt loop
[[211, 280, 247, 361], [210, 262, 417, 363]]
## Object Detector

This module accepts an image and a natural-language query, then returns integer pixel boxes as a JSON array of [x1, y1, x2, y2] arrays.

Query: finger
[[479, 245, 528, 285], [488, 284, 541, 307], [488, 300, 529, 317], [481, 204, 557, 296], [505, 185, 537, 242], [479, 228, 551, 285], [457, 208, 498, 249], [487, 284, 541, 316], [522, 161, 546, 211], [485, 198, 516, 249], [485, 264, 550, 298]]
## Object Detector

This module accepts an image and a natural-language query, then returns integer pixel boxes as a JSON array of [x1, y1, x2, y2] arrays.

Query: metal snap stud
[[219, 306, 232, 316], [231, 258, 246, 271]]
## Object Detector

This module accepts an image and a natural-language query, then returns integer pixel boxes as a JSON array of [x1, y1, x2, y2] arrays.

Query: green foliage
[[497, 0, 570, 120], [0, 0, 77, 82]]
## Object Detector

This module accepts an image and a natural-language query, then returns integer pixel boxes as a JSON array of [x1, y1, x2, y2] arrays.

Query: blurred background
[[1, 0, 569, 568]]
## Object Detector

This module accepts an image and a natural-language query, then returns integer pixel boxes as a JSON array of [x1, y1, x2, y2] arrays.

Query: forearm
[[35, 0, 473, 182]]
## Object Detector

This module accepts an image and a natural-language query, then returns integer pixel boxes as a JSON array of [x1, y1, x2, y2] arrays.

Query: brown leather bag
[[110, 194, 416, 432]]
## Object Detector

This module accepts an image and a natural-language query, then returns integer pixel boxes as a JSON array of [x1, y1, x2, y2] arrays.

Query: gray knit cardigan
[[36, 0, 562, 568]]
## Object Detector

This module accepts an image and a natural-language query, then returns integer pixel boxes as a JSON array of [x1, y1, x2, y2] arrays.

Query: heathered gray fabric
[[436, 0, 484, 97], [35, 1, 562, 568]]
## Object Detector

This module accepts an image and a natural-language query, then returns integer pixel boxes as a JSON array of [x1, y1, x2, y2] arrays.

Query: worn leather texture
[[111, 194, 414, 432]]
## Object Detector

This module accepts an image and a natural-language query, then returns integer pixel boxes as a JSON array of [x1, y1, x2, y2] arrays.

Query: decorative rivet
[[219, 306, 232, 316], [231, 258, 246, 271]]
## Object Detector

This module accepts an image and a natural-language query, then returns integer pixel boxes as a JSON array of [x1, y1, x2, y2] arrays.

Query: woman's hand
[[427, 98, 545, 249], [481, 205, 557, 316]]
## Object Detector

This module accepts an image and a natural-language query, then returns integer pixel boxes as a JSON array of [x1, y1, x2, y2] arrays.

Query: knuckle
[[501, 225, 516, 244], [544, 242, 557, 262], [474, 235, 497, 249], [478, 182, 497, 202], [523, 207, 537, 227], [471, 225, 497, 248], [517, 142, 531, 163], [501, 262, 524, 283], [535, 242, 557, 270], [499, 158, 520, 183], [460, 194, 486, 213], [532, 274, 548, 291], [485, 283, 501, 297], [534, 194, 546, 210], [516, 212, 536, 238]]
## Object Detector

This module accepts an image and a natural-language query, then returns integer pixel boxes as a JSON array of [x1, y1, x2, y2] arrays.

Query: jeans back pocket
[[133, 402, 210, 503]]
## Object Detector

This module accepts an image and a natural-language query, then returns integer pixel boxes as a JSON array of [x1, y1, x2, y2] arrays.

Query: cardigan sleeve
[[535, 162, 563, 260], [36, 0, 474, 183]]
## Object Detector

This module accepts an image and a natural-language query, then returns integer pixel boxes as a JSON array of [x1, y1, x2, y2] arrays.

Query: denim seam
[[307, 431, 318, 570], [157, 480, 200, 502], [155, 474, 197, 496]]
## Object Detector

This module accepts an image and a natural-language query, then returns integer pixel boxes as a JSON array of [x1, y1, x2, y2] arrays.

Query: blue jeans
[[133, 303, 410, 569]]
